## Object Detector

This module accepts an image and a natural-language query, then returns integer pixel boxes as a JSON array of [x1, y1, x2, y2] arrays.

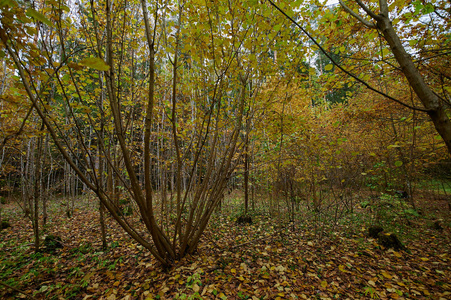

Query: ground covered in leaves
[[0, 194, 450, 300]]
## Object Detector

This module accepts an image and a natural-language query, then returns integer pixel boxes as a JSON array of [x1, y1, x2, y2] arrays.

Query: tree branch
[[354, 0, 380, 20], [339, 0, 376, 28], [379, 0, 389, 17], [266, 0, 431, 112], [0, 281, 37, 299]]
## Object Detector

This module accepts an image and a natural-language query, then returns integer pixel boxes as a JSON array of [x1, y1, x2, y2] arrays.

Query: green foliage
[[360, 200, 370, 208], [363, 286, 379, 299], [122, 204, 133, 216], [25, 8, 54, 28], [70, 242, 93, 255], [79, 57, 110, 71], [0, 0, 18, 8], [403, 208, 420, 218]]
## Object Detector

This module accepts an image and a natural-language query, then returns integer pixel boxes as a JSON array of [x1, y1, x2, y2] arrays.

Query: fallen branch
[[0, 281, 37, 299]]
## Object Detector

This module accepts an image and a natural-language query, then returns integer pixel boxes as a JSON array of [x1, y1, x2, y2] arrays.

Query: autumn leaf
[[393, 251, 402, 258], [0, 0, 18, 7], [68, 62, 84, 70], [381, 270, 392, 279], [394, 161, 403, 167], [26, 8, 54, 28], [79, 57, 110, 71]]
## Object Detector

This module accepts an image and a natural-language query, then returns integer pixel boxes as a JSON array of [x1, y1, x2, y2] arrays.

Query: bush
[[122, 205, 133, 216]]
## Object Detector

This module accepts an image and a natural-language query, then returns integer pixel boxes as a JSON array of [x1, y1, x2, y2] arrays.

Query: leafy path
[[0, 199, 450, 300]]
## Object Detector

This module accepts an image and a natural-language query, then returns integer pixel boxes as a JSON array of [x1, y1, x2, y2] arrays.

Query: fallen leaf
[[381, 271, 392, 279]]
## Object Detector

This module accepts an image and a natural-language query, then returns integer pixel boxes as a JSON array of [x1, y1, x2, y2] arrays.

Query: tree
[[338, 0, 451, 155], [0, 0, 272, 266], [268, 0, 451, 156]]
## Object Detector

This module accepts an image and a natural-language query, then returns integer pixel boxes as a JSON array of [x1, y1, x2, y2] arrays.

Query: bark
[[243, 114, 250, 215], [375, 17, 451, 154], [340, 0, 451, 155], [33, 132, 43, 253], [1, 0, 249, 268]]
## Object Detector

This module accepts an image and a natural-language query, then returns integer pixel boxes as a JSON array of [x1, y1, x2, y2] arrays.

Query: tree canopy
[[1, 0, 450, 267]]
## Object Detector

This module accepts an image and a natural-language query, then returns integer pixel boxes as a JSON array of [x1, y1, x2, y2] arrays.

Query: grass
[[418, 178, 451, 195]]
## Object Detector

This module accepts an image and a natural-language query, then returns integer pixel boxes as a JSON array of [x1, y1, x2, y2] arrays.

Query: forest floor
[[0, 192, 450, 300]]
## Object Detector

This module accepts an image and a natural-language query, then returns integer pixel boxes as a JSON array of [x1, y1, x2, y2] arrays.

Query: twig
[[266, 0, 431, 113], [0, 281, 37, 299]]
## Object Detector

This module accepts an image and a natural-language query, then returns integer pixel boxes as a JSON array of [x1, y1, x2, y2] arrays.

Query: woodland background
[[0, 0, 450, 299]]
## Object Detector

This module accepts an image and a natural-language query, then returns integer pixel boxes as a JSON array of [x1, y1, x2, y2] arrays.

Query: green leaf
[[413, 0, 423, 14], [26, 8, 54, 28], [422, 3, 434, 14], [404, 208, 419, 217], [394, 161, 403, 167], [79, 57, 110, 71], [324, 64, 333, 71], [60, 4, 71, 12], [0, 0, 17, 7]]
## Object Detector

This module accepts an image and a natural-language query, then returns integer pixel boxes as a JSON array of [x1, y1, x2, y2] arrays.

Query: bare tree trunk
[[43, 135, 51, 226], [243, 112, 250, 215], [98, 78, 108, 250], [33, 130, 43, 253], [1, 0, 253, 268], [99, 201, 107, 249]]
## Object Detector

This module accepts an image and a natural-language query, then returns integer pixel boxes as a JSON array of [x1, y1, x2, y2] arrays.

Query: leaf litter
[[0, 195, 450, 300]]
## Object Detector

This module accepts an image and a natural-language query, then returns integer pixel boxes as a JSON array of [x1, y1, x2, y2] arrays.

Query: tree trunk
[[376, 17, 451, 154], [33, 132, 43, 253], [339, 0, 451, 156], [244, 128, 249, 215]]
